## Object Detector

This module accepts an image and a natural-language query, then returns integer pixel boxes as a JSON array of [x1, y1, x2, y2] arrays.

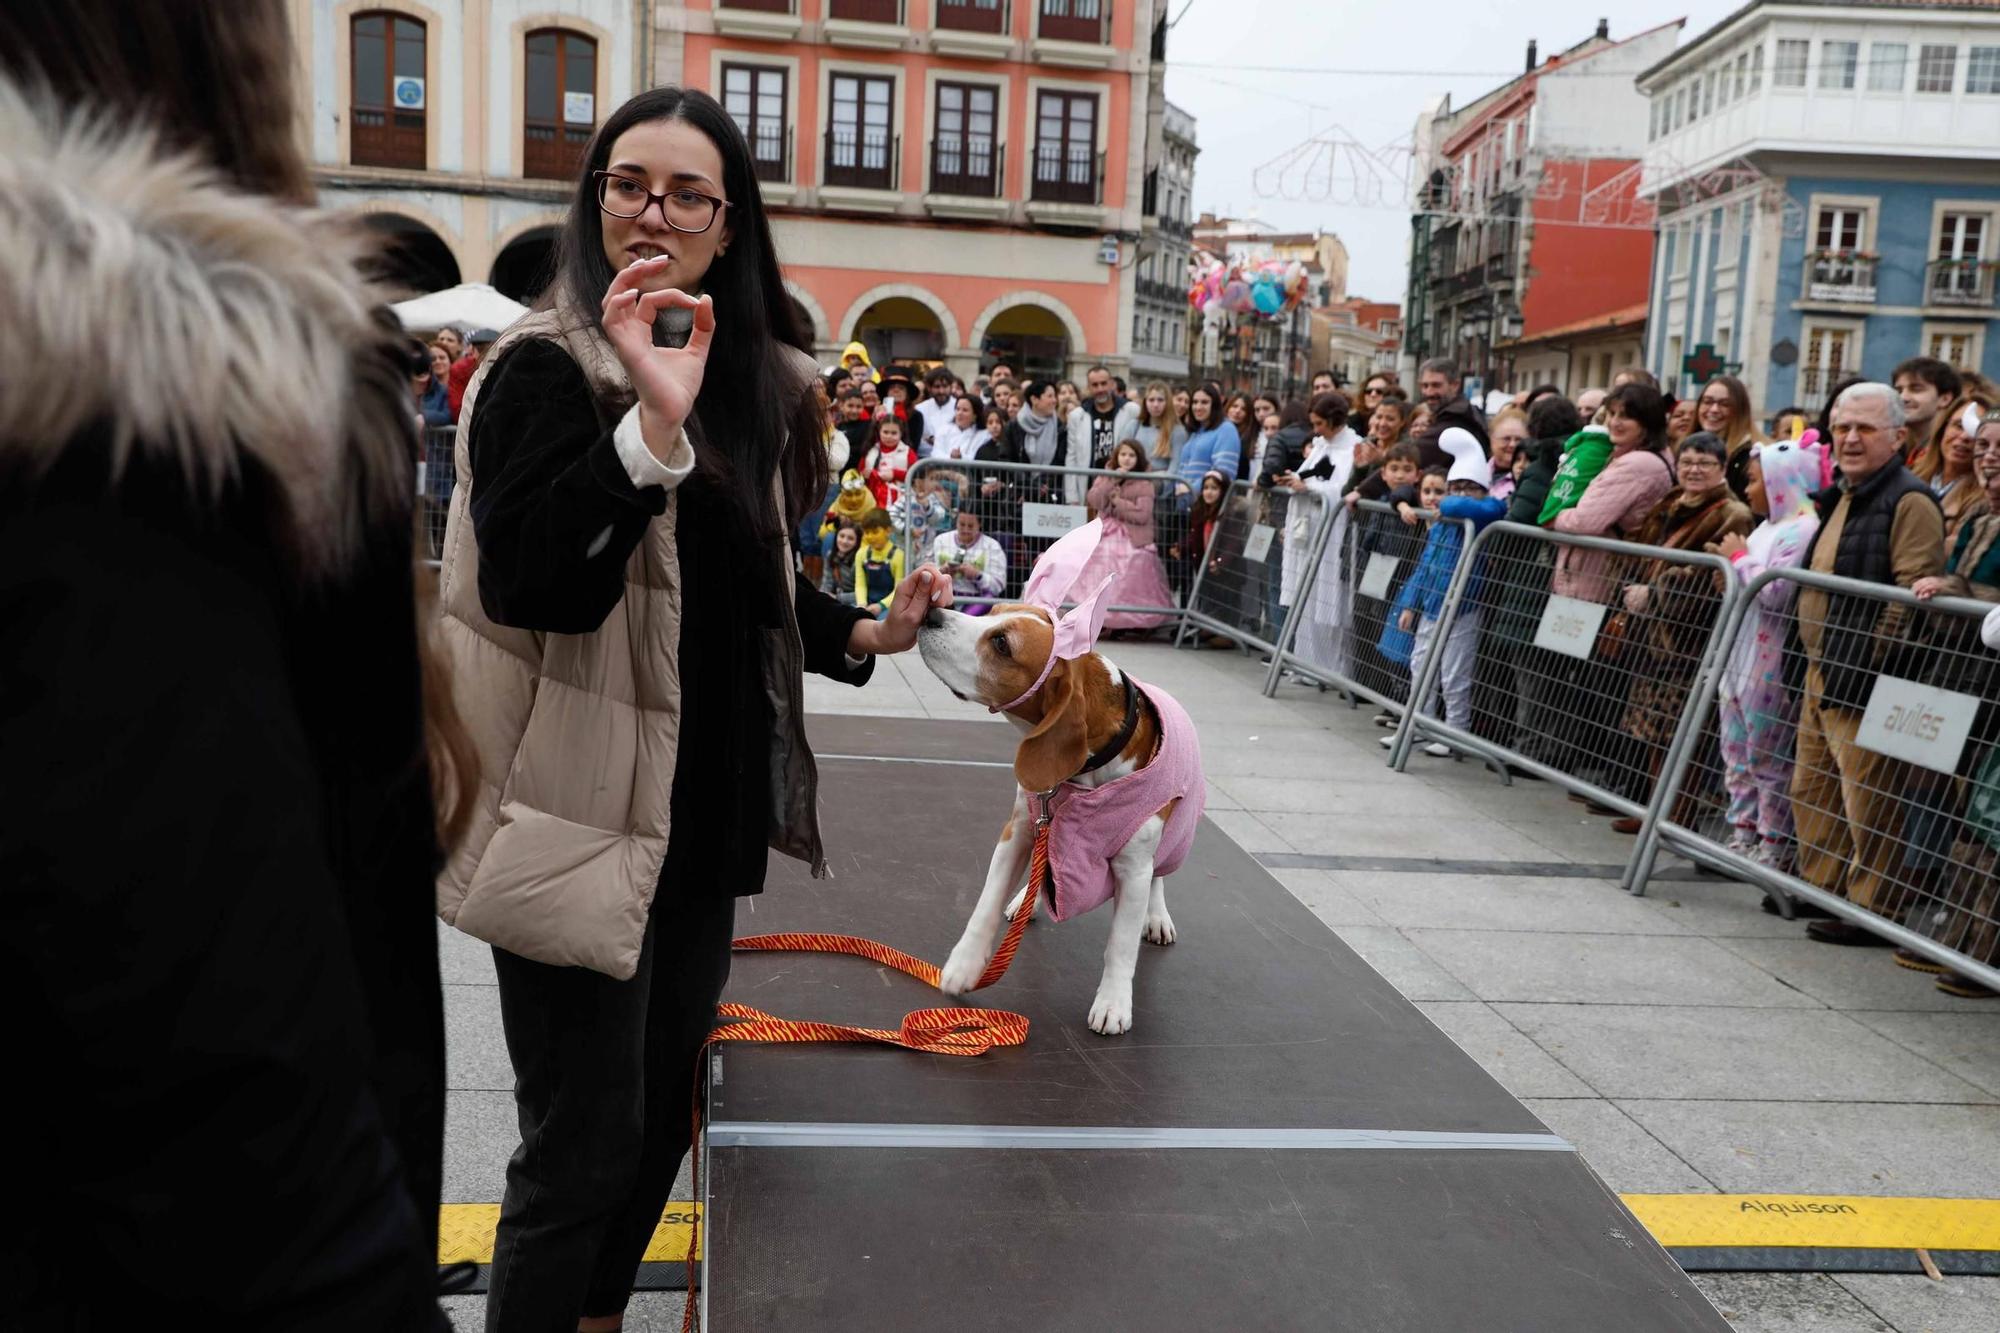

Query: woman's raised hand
[[602, 258, 714, 458]]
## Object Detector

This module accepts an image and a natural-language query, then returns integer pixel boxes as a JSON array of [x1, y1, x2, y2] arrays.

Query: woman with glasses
[[1913, 390, 1997, 543], [1694, 374, 1766, 504], [437, 88, 950, 1331]]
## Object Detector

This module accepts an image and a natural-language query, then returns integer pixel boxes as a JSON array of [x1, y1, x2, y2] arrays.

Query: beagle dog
[[917, 605, 1204, 1035]]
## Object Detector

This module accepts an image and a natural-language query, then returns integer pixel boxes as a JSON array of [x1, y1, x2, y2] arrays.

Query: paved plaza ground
[[440, 640, 2000, 1332]]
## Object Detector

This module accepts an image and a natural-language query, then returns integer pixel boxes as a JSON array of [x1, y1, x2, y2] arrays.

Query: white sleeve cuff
[[613, 403, 695, 491]]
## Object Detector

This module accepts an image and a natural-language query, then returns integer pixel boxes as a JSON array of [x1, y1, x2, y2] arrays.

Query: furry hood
[[0, 80, 412, 575]]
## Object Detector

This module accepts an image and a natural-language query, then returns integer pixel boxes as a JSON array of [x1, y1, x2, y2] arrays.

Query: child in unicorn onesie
[[1712, 433, 1827, 870]]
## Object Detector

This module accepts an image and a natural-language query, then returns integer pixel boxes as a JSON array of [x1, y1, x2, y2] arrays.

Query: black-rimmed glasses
[[594, 171, 730, 232]]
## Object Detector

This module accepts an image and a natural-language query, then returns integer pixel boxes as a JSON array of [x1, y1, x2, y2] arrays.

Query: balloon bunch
[[1187, 257, 1310, 323]]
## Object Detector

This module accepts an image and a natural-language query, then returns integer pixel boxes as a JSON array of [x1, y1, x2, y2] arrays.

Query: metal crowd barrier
[[868, 457, 1193, 625], [419, 423, 456, 564], [1171, 479, 1296, 657], [1260, 498, 1475, 714], [1383, 522, 1745, 820], [1625, 567, 2000, 990]]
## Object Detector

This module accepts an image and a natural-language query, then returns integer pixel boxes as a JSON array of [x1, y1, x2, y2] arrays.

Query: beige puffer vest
[[435, 311, 828, 979]]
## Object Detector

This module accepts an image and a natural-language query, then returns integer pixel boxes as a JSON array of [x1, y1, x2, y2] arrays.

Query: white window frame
[[1774, 38, 1809, 88], [1819, 39, 1858, 90], [1917, 43, 1958, 94], [1927, 198, 1996, 307], [1867, 42, 1907, 92], [1921, 322, 1983, 369], [1807, 192, 1879, 252], [1969, 45, 2000, 95], [1799, 317, 1865, 402]]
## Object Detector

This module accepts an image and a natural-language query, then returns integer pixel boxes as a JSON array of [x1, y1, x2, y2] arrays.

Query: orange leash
[[679, 814, 1054, 1329]]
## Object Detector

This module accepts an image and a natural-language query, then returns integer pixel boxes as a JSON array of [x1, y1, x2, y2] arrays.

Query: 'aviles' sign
[[1856, 675, 1978, 774]]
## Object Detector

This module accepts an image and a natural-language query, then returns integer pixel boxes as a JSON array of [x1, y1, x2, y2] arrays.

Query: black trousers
[[484, 881, 736, 1331]]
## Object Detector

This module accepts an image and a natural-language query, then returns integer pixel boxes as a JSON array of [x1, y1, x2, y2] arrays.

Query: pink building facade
[[654, 0, 1168, 380]]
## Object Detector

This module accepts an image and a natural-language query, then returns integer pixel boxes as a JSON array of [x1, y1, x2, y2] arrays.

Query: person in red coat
[[447, 327, 499, 420]]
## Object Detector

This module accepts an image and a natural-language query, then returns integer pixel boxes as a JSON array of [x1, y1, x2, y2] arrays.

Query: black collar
[[1078, 674, 1142, 776]]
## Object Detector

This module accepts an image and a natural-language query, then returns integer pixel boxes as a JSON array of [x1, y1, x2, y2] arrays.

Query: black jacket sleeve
[[1, 466, 440, 1330], [794, 571, 875, 684], [468, 338, 669, 634]]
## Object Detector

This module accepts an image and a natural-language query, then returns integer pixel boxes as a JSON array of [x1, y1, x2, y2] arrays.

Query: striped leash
[[679, 799, 1055, 1329]]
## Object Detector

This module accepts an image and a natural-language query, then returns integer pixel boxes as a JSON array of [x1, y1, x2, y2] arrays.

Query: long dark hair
[[1224, 391, 1258, 453], [1190, 380, 1226, 432], [1606, 382, 1669, 452], [547, 87, 824, 535]]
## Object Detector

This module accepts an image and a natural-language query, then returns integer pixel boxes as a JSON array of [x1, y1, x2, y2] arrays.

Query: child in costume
[[819, 469, 874, 564], [1712, 432, 1827, 869], [1384, 429, 1507, 756], [855, 508, 904, 619], [861, 416, 916, 510], [1537, 424, 1613, 526]]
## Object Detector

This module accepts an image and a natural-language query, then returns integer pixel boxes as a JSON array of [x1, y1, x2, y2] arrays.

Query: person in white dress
[[1281, 390, 1362, 680]]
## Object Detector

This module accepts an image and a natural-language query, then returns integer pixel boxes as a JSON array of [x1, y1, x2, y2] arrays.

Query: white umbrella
[[391, 282, 529, 335]]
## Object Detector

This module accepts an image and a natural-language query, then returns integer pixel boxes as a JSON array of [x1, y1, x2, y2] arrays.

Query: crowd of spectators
[[774, 349, 2000, 999]]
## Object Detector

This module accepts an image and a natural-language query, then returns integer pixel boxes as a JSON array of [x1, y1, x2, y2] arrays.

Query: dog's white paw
[[1003, 886, 1030, 922], [1143, 906, 1177, 945], [1087, 984, 1133, 1036], [937, 941, 990, 997]]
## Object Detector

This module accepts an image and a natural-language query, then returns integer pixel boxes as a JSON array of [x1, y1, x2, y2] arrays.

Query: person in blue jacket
[[1175, 381, 1240, 504], [1388, 427, 1506, 757]]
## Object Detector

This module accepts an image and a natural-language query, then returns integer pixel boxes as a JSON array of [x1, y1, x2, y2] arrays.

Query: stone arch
[[785, 280, 832, 345], [967, 289, 1089, 359], [354, 203, 464, 296], [836, 282, 962, 354], [488, 211, 567, 303]]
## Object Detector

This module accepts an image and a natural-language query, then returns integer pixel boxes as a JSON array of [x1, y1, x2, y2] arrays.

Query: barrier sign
[[1358, 550, 1398, 600], [1243, 524, 1277, 564], [1533, 594, 1608, 660], [1022, 502, 1088, 539], [1857, 674, 1978, 774]]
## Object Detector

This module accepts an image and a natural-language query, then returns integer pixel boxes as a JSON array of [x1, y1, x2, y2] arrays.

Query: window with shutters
[[826, 73, 895, 190], [931, 81, 999, 196], [1032, 90, 1098, 205], [1924, 326, 1980, 367], [1800, 322, 1857, 401], [1929, 211, 1993, 306], [524, 29, 596, 181], [723, 64, 790, 182], [351, 12, 426, 169]]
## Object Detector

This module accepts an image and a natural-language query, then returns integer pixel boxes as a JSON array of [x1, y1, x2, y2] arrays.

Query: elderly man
[[1790, 382, 1947, 945]]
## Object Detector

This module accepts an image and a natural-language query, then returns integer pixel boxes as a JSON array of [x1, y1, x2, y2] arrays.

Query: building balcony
[[930, 0, 1012, 58], [1925, 258, 1998, 311], [1026, 146, 1105, 226], [923, 137, 1007, 220], [747, 127, 795, 203], [825, 0, 908, 48], [712, 0, 802, 42], [1136, 277, 1184, 306], [1032, 0, 1114, 68], [821, 128, 900, 211], [1436, 260, 1487, 300], [1801, 251, 1877, 305]]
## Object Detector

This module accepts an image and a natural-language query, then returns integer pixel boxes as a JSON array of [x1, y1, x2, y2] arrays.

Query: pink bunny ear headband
[[992, 520, 1116, 714]]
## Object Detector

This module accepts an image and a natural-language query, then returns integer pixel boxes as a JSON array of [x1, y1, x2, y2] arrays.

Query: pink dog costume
[[1010, 521, 1206, 922]]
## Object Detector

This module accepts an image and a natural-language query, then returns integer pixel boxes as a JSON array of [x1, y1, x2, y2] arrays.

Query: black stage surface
[[702, 715, 1726, 1331]]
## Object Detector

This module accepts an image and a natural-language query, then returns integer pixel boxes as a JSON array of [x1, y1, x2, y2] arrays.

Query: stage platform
[[698, 715, 1727, 1331]]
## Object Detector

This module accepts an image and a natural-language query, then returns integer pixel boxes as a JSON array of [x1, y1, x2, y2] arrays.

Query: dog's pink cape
[[1042, 680, 1206, 922]]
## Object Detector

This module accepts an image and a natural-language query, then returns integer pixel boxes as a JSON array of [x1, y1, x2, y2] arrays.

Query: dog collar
[[1078, 674, 1142, 776]]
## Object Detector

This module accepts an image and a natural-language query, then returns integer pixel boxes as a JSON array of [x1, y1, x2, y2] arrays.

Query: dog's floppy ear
[[1014, 659, 1090, 793]]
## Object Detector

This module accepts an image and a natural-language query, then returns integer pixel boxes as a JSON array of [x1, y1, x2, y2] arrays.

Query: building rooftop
[[1638, 0, 2000, 84]]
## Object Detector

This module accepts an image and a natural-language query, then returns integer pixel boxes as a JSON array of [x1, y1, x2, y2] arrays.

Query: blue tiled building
[[1637, 1, 2000, 415]]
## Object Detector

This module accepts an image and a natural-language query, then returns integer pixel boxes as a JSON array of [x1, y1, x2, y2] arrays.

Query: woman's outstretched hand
[[602, 258, 712, 462], [848, 566, 954, 657]]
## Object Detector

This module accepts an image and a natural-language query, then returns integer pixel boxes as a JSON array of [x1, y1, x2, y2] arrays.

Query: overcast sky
[[1161, 0, 1746, 306]]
